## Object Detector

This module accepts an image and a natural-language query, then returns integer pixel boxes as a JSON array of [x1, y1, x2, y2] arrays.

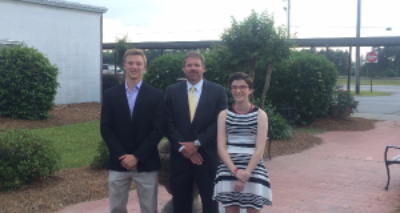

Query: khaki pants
[[109, 170, 158, 213]]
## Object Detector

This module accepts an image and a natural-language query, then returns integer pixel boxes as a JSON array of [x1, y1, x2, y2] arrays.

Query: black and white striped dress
[[213, 107, 272, 209]]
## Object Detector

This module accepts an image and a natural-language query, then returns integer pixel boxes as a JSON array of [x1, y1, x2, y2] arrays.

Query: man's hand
[[234, 180, 245, 192], [119, 154, 138, 170], [189, 153, 203, 165], [235, 170, 251, 182], [179, 141, 198, 158]]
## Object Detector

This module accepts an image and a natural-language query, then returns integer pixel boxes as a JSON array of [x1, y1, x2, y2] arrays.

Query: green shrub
[[265, 51, 338, 125], [0, 129, 60, 191], [254, 100, 292, 140], [144, 53, 186, 92], [90, 140, 109, 169], [268, 109, 292, 140], [0, 45, 59, 120], [102, 74, 122, 94], [381, 69, 398, 77], [144, 50, 232, 92], [330, 84, 358, 117]]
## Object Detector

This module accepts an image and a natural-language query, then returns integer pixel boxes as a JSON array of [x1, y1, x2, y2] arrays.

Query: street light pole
[[355, 0, 361, 95], [288, 0, 291, 36], [283, 0, 291, 37]]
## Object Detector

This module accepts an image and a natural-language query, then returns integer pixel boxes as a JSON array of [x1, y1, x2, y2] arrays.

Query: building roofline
[[16, 0, 107, 13], [102, 37, 400, 49]]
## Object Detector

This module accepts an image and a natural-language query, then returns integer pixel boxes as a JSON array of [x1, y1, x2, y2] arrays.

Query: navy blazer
[[100, 82, 165, 172], [165, 79, 228, 172]]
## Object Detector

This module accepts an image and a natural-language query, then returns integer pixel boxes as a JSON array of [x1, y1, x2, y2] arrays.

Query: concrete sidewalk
[[56, 120, 400, 213]]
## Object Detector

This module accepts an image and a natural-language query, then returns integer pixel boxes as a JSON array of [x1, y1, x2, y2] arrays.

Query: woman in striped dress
[[213, 72, 272, 213]]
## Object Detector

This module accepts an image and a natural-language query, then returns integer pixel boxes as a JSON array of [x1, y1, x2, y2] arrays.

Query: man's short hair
[[183, 51, 205, 67], [123, 48, 147, 65], [228, 72, 254, 89]]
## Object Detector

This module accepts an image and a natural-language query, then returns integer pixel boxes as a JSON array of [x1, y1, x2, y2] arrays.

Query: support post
[[288, 0, 291, 37], [347, 46, 352, 91], [114, 49, 117, 76], [355, 0, 361, 95]]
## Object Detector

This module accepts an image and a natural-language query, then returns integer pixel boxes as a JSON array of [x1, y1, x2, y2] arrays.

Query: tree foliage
[[219, 10, 293, 108], [361, 46, 400, 77], [314, 49, 350, 76], [114, 36, 134, 67]]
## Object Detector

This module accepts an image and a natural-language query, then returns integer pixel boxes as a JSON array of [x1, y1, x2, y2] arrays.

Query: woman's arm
[[244, 109, 268, 174], [217, 110, 235, 171]]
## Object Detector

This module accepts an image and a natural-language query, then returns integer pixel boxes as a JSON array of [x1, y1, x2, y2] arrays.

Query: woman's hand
[[234, 180, 246, 192], [235, 170, 250, 182]]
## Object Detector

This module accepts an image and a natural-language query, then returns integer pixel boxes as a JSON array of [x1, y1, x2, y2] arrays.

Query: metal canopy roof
[[102, 36, 400, 50], [0, 40, 25, 49]]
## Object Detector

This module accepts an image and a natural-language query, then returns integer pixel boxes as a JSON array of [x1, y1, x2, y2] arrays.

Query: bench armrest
[[385, 146, 400, 162]]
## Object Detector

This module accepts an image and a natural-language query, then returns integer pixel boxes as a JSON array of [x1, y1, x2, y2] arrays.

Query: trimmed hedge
[[0, 129, 60, 191], [102, 74, 122, 94], [265, 51, 338, 125], [144, 53, 186, 92], [0, 45, 59, 120], [90, 140, 109, 169]]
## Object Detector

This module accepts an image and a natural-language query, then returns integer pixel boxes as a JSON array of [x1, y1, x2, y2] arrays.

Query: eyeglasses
[[230, 85, 249, 92]]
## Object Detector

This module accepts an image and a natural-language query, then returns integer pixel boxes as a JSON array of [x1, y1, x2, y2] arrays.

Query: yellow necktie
[[188, 86, 196, 122]]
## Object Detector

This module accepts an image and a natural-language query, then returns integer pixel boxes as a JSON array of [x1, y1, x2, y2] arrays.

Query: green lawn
[[350, 91, 391, 96], [337, 76, 400, 86], [30, 120, 102, 170]]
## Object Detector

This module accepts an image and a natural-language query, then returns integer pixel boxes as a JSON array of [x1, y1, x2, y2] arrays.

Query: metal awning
[[102, 36, 400, 50], [0, 40, 25, 49]]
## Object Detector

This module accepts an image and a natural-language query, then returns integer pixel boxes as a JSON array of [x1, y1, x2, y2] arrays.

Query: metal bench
[[384, 145, 400, 190]]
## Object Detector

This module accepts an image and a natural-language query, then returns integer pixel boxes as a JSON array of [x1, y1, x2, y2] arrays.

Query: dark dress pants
[[171, 168, 218, 213]]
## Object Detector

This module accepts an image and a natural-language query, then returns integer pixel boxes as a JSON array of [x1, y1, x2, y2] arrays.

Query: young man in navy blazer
[[101, 49, 164, 213], [165, 51, 228, 213]]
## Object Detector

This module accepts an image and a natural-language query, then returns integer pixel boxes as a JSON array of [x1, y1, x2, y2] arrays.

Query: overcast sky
[[74, 0, 399, 43]]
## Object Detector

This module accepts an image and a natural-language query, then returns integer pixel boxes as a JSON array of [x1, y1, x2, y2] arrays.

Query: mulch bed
[[0, 103, 379, 213], [0, 102, 101, 130]]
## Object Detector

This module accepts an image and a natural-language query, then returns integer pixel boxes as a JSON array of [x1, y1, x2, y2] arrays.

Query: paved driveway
[[264, 121, 400, 213], [57, 121, 400, 213], [352, 85, 400, 121]]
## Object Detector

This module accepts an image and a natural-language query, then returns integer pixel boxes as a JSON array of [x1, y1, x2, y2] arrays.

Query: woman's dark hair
[[228, 72, 253, 89]]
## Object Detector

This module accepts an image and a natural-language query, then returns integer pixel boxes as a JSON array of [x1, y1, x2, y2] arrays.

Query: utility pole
[[283, 0, 291, 37], [288, 0, 291, 36], [355, 0, 361, 94]]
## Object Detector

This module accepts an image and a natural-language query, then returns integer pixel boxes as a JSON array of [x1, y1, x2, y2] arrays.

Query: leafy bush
[[265, 51, 338, 125], [102, 74, 122, 94], [0, 45, 59, 120], [254, 100, 292, 140], [144, 50, 231, 92], [330, 84, 358, 117], [381, 69, 398, 78], [90, 140, 109, 169], [144, 53, 186, 92], [0, 129, 60, 191]]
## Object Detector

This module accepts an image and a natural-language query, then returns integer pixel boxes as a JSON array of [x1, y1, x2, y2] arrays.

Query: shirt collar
[[187, 79, 203, 92], [125, 80, 143, 92]]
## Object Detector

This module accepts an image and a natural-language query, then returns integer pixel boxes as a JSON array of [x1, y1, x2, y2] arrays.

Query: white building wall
[[0, 0, 102, 104]]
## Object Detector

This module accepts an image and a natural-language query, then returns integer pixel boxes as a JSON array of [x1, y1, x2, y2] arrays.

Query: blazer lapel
[[118, 84, 132, 122], [131, 83, 148, 123], [178, 81, 191, 124], [192, 80, 210, 124]]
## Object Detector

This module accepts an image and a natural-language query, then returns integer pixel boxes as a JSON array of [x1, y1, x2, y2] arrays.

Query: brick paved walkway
[[57, 121, 400, 213]]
